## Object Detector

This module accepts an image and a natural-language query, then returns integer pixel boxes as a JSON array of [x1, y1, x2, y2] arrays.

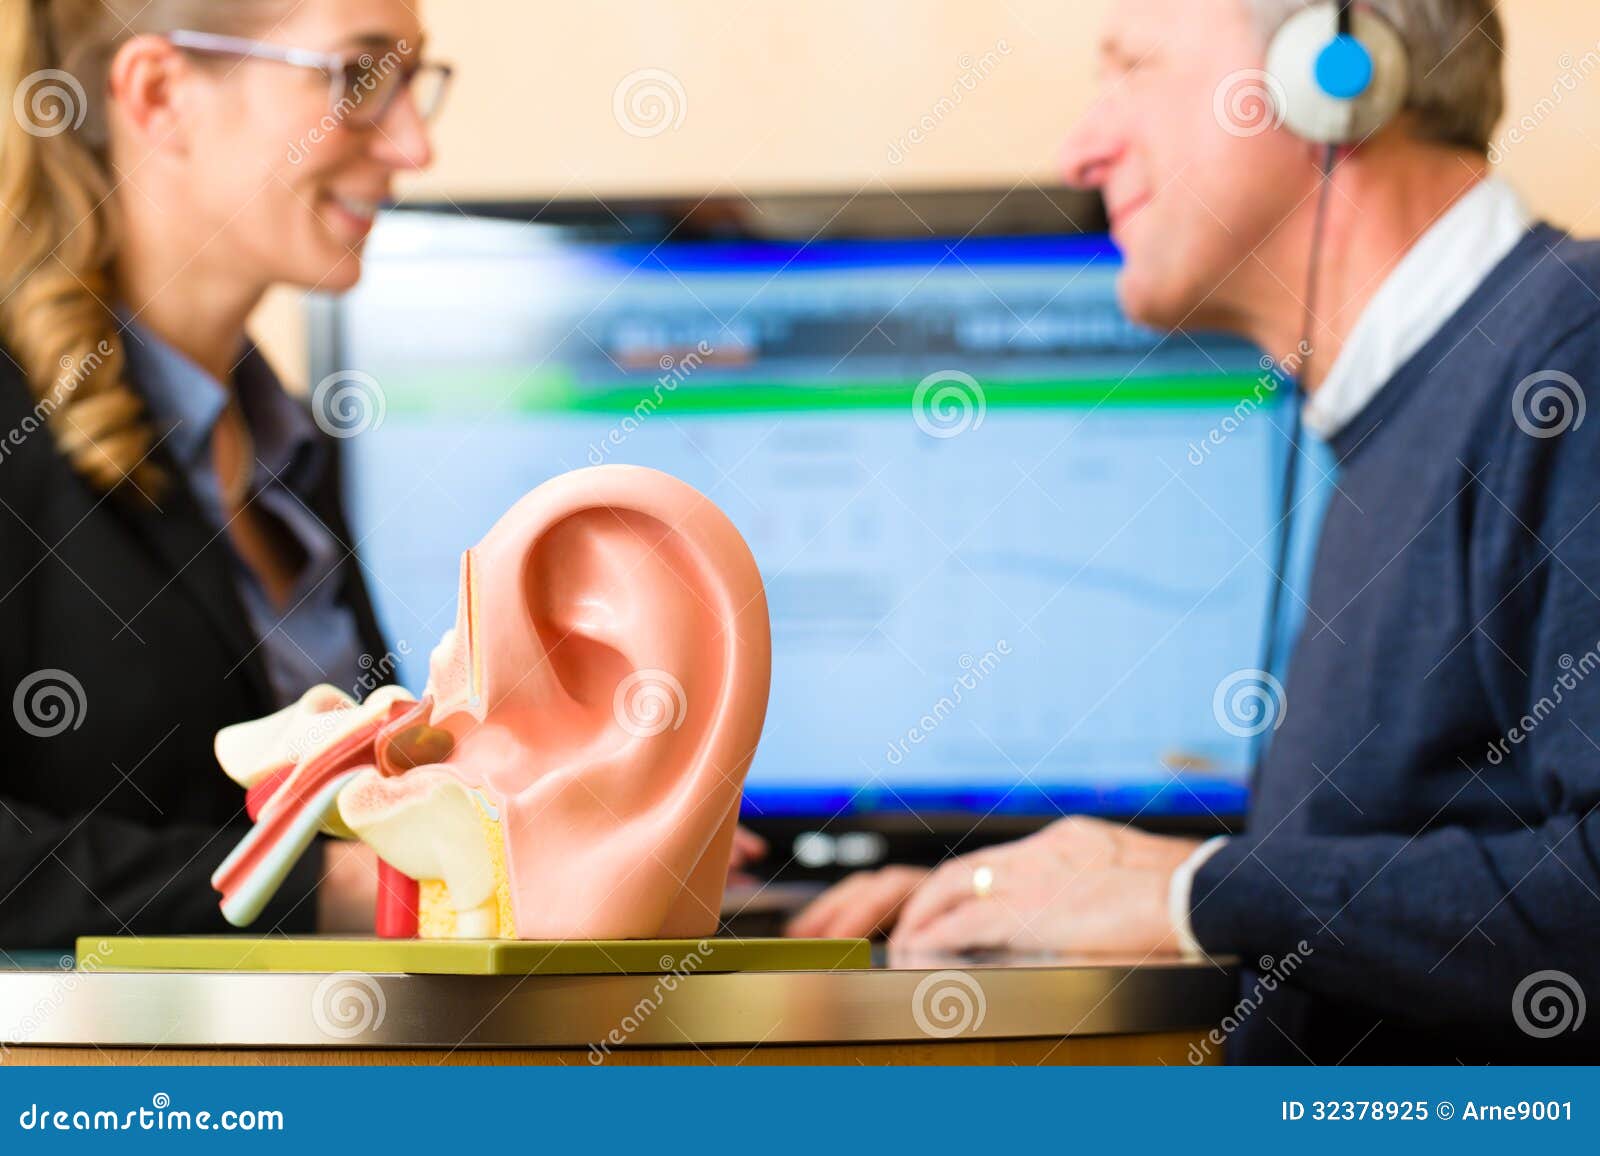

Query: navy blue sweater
[[1190, 224, 1600, 1063]]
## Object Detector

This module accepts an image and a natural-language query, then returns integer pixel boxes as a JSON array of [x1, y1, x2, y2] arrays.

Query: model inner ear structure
[[211, 466, 773, 940]]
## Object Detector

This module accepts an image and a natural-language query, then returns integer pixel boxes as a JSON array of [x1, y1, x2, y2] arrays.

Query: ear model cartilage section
[[1266, 2, 1410, 145], [216, 771, 363, 927], [335, 769, 507, 937], [211, 695, 416, 925], [464, 549, 483, 709]]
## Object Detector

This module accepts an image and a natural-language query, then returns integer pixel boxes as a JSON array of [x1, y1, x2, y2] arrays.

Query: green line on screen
[[376, 370, 1270, 415]]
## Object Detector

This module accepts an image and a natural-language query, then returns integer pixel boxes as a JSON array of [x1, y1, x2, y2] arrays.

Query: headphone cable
[[1252, 141, 1337, 774]]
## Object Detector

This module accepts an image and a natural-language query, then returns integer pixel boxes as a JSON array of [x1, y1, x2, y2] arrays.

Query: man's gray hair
[[1248, 0, 1503, 152]]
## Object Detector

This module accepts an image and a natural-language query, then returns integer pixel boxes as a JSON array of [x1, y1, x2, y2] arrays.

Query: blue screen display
[[331, 212, 1321, 820]]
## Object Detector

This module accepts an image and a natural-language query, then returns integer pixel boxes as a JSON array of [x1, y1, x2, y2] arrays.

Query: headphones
[[1267, 0, 1411, 145], [1252, 3, 1412, 770]]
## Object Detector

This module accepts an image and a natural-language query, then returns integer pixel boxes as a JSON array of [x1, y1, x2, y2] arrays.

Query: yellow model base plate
[[76, 935, 870, 976]]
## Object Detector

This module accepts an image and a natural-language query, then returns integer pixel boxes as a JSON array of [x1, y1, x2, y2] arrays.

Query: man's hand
[[727, 825, 768, 887], [890, 817, 1201, 955], [786, 866, 932, 939]]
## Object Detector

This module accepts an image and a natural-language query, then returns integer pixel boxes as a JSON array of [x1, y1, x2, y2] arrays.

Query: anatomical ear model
[[210, 466, 772, 939]]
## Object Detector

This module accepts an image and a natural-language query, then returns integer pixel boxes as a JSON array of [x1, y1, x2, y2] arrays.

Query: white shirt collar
[[1302, 176, 1533, 439]]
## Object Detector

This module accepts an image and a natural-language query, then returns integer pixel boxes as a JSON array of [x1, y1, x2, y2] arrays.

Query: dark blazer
[[0, 347, 389, 948]]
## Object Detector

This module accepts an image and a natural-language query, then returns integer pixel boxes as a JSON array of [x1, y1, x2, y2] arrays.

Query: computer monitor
[[314, 188, 1292, 849]]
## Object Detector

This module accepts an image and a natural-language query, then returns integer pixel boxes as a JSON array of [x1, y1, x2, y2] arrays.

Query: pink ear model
[[299, 465, 774, 939]]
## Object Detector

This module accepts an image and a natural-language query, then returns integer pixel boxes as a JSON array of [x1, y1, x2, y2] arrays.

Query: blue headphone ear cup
[[1266, 4, 1410, 145], [1315, 35, 1375, 100]]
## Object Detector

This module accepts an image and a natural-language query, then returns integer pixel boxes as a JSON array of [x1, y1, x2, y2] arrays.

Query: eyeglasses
[[166, 30, 453, 127]]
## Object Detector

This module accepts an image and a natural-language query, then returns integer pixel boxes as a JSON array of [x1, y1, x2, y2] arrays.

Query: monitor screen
[[325, 203, 1293, 823]]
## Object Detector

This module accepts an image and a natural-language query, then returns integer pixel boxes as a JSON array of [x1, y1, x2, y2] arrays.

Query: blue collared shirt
[[122, 318, 367, 707]]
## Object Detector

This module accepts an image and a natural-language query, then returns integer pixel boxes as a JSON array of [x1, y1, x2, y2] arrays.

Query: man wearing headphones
[[793, 0, 1600, 1062]]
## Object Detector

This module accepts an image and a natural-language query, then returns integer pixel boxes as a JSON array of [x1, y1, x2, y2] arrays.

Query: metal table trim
[[0, 961, 1236, 1050]]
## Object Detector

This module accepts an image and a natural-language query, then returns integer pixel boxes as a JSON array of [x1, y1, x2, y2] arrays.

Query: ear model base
[[1266, 3, 1409, 145]]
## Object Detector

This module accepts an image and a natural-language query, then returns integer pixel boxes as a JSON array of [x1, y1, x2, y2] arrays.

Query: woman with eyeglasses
[[0, 0, 451, 947]]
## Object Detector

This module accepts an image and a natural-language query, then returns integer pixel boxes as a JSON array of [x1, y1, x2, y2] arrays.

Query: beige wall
[[257, 0, 1600, 382]]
